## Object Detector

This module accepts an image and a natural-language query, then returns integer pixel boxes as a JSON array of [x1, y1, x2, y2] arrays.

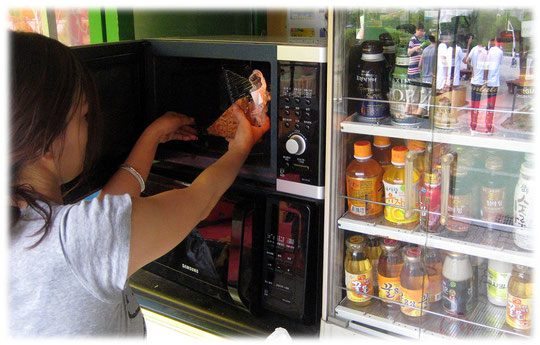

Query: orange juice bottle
[[383, 146, 420, 229], [344, 235, 374, 307], [346, 141, 384, 220], [400, 248, 429, 321], [372, 136, 392, 173], [506, 265, 533, 334]]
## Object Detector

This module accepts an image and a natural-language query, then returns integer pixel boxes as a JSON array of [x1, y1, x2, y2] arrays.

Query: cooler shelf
[[335, 295, 527, 340], [337, 211, 534, 267], [340, 114, 533, 153]]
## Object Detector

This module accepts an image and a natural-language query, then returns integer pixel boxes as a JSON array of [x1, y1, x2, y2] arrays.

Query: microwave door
[[228, 203, 253, 310]]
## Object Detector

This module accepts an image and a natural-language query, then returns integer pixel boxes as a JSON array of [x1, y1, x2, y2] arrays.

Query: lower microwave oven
[[141, 167, 324, 326]]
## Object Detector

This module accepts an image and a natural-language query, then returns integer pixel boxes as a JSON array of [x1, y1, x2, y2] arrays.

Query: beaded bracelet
[[119, 164, 145, 193]]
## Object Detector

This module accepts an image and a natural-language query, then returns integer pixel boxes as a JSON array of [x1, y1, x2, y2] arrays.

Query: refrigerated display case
[[322, 8, 535, 339]]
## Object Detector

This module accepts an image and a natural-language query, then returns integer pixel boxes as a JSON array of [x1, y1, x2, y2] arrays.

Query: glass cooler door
[[323, 8, 535, 339]]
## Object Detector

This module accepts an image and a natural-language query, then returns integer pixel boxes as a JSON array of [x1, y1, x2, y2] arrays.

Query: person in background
[[417, 35, 436, 117], [436, 32, 451, 91], [464, 36, 488, 131], [484, 37, 504, 133], [405, 22, 426, 114], [9, 31, 269, 337], [445, 37, 468, 88]]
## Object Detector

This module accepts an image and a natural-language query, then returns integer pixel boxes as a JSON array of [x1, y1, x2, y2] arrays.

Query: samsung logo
[[182, 264, 199, 274]]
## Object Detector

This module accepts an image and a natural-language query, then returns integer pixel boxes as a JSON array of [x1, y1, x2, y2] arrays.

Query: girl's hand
[[149, 111, 198, 143], [226, 103, 270, 155]]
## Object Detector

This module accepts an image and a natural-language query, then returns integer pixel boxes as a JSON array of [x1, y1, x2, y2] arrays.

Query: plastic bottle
[[487, 259, 513, 307], [372, 136, 392, 173], [481, 156, 506, 228], [420, 170, 442, 233], [506, 265, 533, 333], [377, 239, 403, 309], [344, 235, 373, 307], [383, 146, 420, 229], [426, 248, 443, 310], [442, 252, 473, 317], [400, 248, 429, 320], [366, 236, 382, 293], [446, 164, 472, 238], [346, 141, 384, 219], [513, 161, 535, 250]]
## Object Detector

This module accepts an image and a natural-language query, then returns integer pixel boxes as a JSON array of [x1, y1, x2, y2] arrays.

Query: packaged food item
[[442, 252, 473, 317], [377, 239, 403, 308], [487, 259, 513, 307], [383, 146, 420, 229], [372, 136, 392, 173], [481, 156, 506, 228], [346, 141, 384, 219], [426, 248, 443, 309], [513, 161, 534, 250], [344, 236, 374, 306], [400, 248, 429, 320], [506, 265, 533, 333], [420, 170, 442, 233], [366, 236, 382, 292], [355, 40, 390, 123]]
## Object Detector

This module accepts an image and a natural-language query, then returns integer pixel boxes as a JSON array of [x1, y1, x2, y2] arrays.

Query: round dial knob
[[286, 134, 307, 155]]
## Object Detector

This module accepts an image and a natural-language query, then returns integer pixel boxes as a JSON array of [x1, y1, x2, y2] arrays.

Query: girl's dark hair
[[10, 31, 102, 247]]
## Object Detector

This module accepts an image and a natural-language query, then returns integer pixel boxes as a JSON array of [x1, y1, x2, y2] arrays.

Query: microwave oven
[[70, 37, 327, 332]]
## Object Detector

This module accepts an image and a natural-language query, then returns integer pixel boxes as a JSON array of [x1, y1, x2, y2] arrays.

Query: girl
[[9, 31, 269, 337]]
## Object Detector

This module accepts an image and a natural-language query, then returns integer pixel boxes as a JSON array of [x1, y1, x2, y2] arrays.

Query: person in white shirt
[[483, 39, 504, 133], [464, 37, 489, 132]]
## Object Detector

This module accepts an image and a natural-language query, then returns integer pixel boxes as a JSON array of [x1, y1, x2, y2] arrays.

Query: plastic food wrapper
[[207, 69, 270, 138], [265, 327, 292, 342]]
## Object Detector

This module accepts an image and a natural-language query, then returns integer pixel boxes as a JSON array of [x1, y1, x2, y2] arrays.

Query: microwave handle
[[228, 203, 249, 310]]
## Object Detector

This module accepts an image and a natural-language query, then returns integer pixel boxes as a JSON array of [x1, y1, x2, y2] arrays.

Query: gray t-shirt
[[421, 44, 436, 83], [9, 194, 145, 337]]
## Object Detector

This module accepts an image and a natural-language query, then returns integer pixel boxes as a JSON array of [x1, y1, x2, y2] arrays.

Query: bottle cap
[[346, 235, 366, 250], [381, 239, 400, 252], [446, 251, 467, 259], [354, 141, 372, 159], [424, 172, 441, 185], [404, 248, 422, 262], [391, 146, 408, 165], [520, 160, 534, 176], [485, 156, 503, 171], [361, 40, 383, 54], [407, 140, 426, 152], [373, 136, 391, 147]]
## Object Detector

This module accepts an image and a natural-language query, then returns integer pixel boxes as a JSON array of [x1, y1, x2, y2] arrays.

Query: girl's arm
[[98, 111, 198, 198], [126, 105, 269, 277]]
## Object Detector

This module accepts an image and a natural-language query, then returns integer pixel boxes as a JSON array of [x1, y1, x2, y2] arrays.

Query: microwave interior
[[152, 55, 273, 180]]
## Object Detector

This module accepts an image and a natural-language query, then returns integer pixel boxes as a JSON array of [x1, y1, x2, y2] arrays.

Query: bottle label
[[378, 274, 401, 302], [442, 278, 473, 316], [345, 271, 373, 303], [487, 268, 510, 300], [420, 184, 441, 231], [400, 286, 428, 317], [446, 193, 471, 232], [481, 186, 506, 222], [506, 294, 532, 330], [346, 175, 383, 216], [514, 177, 534, 250], [383, 181, 418, 224]]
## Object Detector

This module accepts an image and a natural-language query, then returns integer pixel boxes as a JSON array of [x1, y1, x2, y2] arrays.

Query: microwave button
[[284, 109, 290, 115], [284, 97, 290, 103], [294, 97, 300, 104], [294, 110, 300, 117], [305, 99, 312, 105], [294, 123, 300, 130], [284, 122, 290, 128]]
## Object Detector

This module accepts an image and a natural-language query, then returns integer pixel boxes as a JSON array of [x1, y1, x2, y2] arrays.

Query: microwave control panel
[[276, 62, 326, 200]]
